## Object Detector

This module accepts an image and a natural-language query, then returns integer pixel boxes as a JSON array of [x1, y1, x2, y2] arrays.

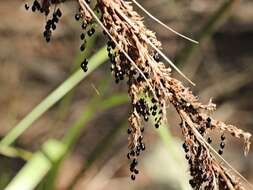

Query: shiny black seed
[[80, 33, 85, 40], [75, 14, 80, 21], [133, 159, 138, 165], [56, 8, 62, 17], [80, 44, 85, 51], [221, 134, 226, 141], [141, 143, 145, 151], [199, 127, 205, 134], [155, 123, 159, 128], [189, 179, 196, 188], [81, 22, 87, 29], [52, 16, 59, 23], [127, 128, 132, 134], [81, 60, 88, 72], [88, 28, 95, 36], [220, 142, 225, 149], [45, 24, 51, 30], [82, 59, 88, 65], [52, 23, 56, 30], [130, 150, 135, 156], [33, 0, 41, 10], [153, 52, 160, 62], [218, 149, 223, 155], [25, 4, 29, 10], [131, 175, 136, 181], [46, 37, 51, 43], [32, 5, 36, 12], [134, 169, 139, 175], [207, 137, 212, 144]]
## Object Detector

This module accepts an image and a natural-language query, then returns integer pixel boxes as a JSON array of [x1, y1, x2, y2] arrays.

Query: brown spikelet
[[25, 0, 252, 189]]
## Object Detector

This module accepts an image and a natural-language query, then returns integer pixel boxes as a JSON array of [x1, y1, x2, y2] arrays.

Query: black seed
[[153, 52, 160, 62], [207, 137, 212, 144], [218, 149, 223, 155], [52, 23, 56, 30], [85, 0, 91, 3], [80, 44, 85, 51], [46, 37, 51, 43], [56, 8, 62, 17], [32, 5, 36, 12], [133, 159, 138, 165], [189, 179, 196, 188], [221, 134, 226, 141], [131, 175, 136, 181], [220, 142, 225, 149], [127, 153, 130, 159], [81, 60, 88, 72], [155, 123, 159, 128], [45, 24, 50, 30], [25, 4, 29, 10], [134, 169, 139, 175], [141, 143, 145, 151], [80, 33, 85, 40], [130, 150, 135, 156], [88, 28, 95, 36], [127, 128, 132, 134], [52, 16, 59, 23], [81, 22, 87, 29], [82, 58, 88, 65], [75, 14, 80, 21]]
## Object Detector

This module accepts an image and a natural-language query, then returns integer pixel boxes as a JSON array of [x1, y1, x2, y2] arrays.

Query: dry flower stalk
[[25, 0, 252, 189]]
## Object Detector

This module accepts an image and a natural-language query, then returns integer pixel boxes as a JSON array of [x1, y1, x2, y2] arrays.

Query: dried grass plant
[[23, 0, 252, 189]]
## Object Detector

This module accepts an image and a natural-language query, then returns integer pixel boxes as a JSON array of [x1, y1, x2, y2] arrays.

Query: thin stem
[[0, 46, 108, 147]]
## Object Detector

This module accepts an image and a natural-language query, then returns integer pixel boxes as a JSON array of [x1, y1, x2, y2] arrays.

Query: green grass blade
[[0, 46, 108, 147], [45, 94, 128, 190], [4, 140, 66, 190], [58, 32, 98, 119]]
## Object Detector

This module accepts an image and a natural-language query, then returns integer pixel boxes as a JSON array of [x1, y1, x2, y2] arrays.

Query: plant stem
[[0, 46, 108, 147]]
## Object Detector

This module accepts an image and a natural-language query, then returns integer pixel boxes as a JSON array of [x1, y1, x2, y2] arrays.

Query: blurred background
[[0, 0, 253, 190]]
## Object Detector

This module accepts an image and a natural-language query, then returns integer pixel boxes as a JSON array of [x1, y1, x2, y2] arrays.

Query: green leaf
[[4, 140, 66, 190], [0, 46, 108, 147]]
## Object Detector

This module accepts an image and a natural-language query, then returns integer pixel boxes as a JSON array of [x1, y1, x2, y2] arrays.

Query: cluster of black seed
[[181, 116, 230, 189], [106, 40, 132, 84], [126, 134, 145, 180], [24, 1, 63, 42], [44, 8, 62, 42], [81, 59, 89, 72], [135, 99, 150, 121], [218, 134, 226, 155], [151, 98, 162, 128], [180, 122, 214, 190], [74, 6, 97, 73], [187, 144, 213, 189]]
